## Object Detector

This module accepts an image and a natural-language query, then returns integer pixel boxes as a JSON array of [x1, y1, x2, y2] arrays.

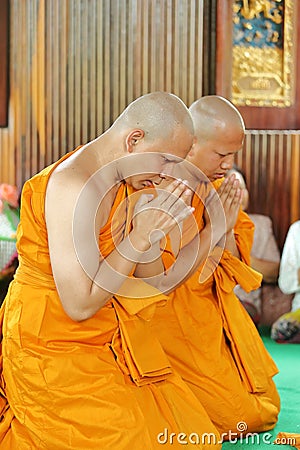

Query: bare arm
[[46, 173, 193, 321]]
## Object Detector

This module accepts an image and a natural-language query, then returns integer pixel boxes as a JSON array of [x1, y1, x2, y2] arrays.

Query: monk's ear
[[187, 137, 197, 157], [125, 129, 145, 153]]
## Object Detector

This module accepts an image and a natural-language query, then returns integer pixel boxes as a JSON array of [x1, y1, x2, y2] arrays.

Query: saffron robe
[[152, 181, 280, 437], [0, 152, 221, 449]]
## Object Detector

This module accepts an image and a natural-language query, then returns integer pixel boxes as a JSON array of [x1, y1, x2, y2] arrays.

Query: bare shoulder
[[45, 149, 118, 233], [45, 154, 87, 225], [48, 148, 87, 188]]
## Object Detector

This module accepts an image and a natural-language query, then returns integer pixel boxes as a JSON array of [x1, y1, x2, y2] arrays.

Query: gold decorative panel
[[232, 0, 297, 107]]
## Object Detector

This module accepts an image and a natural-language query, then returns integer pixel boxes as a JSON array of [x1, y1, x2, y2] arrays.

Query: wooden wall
[[236, 131, 300, 250], [0, 0, 204, 188]]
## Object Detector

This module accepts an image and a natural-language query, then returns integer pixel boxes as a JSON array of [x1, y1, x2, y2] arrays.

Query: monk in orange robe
[[0, 92, 223, 449], [150, 96, 280, 439]]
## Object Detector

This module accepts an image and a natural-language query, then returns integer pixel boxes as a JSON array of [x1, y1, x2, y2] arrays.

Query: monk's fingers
[[165, 192, 193, 218], [154, 202, 194, 239], [228, 186, 243, 209], [220, 180, 241, 207], [156, 180, 193, 210], [157, 178, 183, 195], [222, 188, 243, 231], [134, 193, 155, 213], [222, 190, 242, 221], [156, 176, 174, 190], [223, 179, 239, 200], [216, 178, 228, 197], [147, 202, 194, 245], [172, 204, 195, 225], [216, 175, 233, 196], [218, 174, 239, 200], [133, 187, 193, 234]]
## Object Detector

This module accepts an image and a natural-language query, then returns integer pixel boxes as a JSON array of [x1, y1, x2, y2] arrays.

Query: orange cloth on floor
[[0, 152, 221, 449], [275, 433, 300, 449], [152, 180, 280, 436]]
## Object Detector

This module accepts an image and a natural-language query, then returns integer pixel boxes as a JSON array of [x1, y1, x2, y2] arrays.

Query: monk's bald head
[[110, 92, 195, 189], [113, 91, 194, 146], [187, 96, 245, 181], [189, 95, 244, 144]]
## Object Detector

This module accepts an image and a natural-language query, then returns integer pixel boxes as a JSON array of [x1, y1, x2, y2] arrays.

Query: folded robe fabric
[[112, 293, 172, 387], [213, 249, 278, 393], [190, 180, 278, 393], [275, 433, 300, 449], [99, 182, 173, 386]]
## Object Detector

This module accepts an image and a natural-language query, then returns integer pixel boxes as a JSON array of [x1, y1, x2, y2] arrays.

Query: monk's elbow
[[59, 290, 112, 321], [60, 299, 99, 322], [63, 306, 93, 322], [64, 299, 112, 322]]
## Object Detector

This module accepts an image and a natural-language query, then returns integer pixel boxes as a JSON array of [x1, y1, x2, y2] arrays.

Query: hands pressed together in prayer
[[217, 174, 243, 231], [132, 171, 245, 289], [131, 178, 193, 250], [204, 173, 243, 248]]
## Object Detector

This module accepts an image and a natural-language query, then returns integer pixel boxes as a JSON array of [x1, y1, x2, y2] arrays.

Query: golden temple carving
[[239, 0, 282, 24], [231, 0, 296, 107]]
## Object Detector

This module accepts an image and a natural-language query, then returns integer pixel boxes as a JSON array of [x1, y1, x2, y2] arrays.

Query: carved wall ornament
[[232, 0, 297, 107]]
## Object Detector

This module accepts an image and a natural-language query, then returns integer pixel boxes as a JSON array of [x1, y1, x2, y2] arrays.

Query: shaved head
[[110, 92, 195, 189], [114, 91, 194, 145], [187, 96, 245, 181], [189, 95, 244, 144]]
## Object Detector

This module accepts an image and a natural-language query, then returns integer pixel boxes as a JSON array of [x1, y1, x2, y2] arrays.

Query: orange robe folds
[[152, 181, 280, 437], [0, 153, 221, 449], [275, 433, 300, 449]]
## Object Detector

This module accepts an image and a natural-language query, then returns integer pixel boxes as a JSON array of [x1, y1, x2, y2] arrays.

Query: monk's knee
[[216, 384, 280, 437]]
